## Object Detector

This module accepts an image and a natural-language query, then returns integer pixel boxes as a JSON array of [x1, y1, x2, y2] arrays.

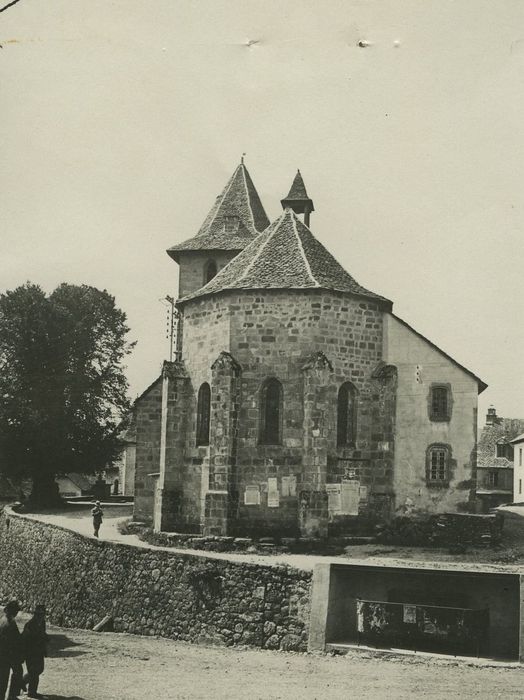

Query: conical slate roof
[[179, 208, 390, 306], [167, 163, 270, 262], [281, 170, 314, 214], [285, 170, 310, 201]]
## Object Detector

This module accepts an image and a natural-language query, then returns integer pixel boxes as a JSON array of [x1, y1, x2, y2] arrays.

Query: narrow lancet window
[[259, 378, 283, 445], [196, 382, 211, 446], [337, 382, 357, 447]]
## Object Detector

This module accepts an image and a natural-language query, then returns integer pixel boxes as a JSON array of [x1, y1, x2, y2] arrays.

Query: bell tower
[[281, 169, 315, 227], [167, 160, 270, 298]]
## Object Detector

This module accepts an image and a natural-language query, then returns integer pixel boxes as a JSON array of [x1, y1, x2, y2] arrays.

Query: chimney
[[486, 406, 499, 425]]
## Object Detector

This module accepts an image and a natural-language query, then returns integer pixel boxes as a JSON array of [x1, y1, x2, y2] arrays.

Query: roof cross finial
[[241, 152, 246, 165]]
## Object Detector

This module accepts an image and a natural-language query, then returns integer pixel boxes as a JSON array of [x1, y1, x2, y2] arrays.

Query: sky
[[1, 0, 524, 423]]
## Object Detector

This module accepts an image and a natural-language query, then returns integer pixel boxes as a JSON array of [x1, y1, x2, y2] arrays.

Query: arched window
[[196, 382, 211, 446], [259, 378, 283, 445], [337, 382, 357, 447], [204, 260, 217, 285]]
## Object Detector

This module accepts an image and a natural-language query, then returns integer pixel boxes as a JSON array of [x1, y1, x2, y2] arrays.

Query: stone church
[[133, 161, 487, 538]]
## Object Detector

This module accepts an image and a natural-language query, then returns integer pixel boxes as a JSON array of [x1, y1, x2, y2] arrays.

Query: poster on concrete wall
[[244, 485, 260, 505], [267, 478, 280, 507], [403, 604, 417, 624]]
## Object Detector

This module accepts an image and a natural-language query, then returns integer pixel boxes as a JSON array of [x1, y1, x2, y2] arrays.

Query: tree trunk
[[28, 471, 64, 509]]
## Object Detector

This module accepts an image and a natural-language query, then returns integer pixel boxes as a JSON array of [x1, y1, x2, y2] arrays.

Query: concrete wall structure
[[309, 561, 524, 661]]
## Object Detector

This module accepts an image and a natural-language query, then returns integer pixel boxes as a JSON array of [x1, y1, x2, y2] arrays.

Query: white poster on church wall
[[340, 481, 360, 515], [244, 485, 260, 505], [326, 483, 342, 513], [267, 477, 280, 507], [281, 475, 296, 497]]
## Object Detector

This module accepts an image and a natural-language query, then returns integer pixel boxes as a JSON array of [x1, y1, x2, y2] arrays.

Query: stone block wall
[[176, 251, 238, 299], [173, 288, 396, 536], [134, 377, 163, 524], [0, 509, 312, 652], [225, 289, 391, 534]]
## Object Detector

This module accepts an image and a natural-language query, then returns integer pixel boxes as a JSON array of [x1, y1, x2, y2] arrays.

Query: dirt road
[[23, 619, 524, 700]]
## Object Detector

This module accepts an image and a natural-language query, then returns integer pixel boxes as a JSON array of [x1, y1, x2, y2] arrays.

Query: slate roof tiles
[[179, 208, 390, 305], [167, 163, 270, 261]]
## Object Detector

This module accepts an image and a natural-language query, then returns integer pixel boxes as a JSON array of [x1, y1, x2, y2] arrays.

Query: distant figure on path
[[0, 599, 23, 700], [91, 500, 103, 538], [22, 604, 49, 700]]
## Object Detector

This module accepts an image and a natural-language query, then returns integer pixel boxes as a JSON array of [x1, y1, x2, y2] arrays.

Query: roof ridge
[[205, 165, 241, 235], [237, 215, 281, 283], [240, 164, 257, 232], [290, 210, 319, 287]]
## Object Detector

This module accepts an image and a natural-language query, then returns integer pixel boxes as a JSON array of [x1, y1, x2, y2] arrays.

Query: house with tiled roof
[[476, 406, 524, 509], [133, 161, 486, 537]]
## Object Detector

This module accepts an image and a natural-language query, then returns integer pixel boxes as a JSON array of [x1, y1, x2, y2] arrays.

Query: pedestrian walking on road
[[91, 500, 103, 538], [0, 599, 24, 700], [22, 604, 49, 700]]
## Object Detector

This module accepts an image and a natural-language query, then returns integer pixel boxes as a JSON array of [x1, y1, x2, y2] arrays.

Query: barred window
[[259, 378, 283, 445], [337, 382, 358, 447], [196, 382, 211, 446], [427, 444, 450, 485]]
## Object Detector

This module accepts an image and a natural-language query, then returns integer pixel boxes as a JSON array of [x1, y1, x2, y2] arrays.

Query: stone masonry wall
[[177, 289, 393, 537], [228, 289, 391, 534], [177, 251, 238, 299], [134, 378, 163, 524], [0, 508, 311, 652]]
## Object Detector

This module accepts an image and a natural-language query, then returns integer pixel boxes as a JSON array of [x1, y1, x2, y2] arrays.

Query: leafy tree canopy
[[0, 282, 135, 505]]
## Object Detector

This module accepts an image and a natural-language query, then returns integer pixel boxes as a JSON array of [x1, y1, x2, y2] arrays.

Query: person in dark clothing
[[22, 604, 49, 700], [91, 501, 103, 538], [0, 599, 24, 700]]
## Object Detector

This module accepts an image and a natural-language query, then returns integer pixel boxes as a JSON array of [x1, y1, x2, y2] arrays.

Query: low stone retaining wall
[[0, 508, 311, 651]]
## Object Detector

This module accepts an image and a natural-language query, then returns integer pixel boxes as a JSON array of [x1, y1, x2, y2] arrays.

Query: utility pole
[[161, 295, 178, 361]]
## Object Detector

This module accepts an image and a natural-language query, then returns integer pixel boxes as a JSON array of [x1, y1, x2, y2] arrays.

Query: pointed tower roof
[[281, 170, 315, 215], [167, 161, 270, 262], [178, 208, 390, 306]]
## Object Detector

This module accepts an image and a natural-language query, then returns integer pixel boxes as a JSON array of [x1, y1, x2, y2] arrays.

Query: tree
[[0, 282, 135, 506]]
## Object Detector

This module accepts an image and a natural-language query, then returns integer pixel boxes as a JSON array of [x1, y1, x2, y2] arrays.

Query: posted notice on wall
[[267, 477, 280, 507], [340, 481, 360, 515], [244, 485, 260, 505], [281, 475, 297, 497], [326, 481, 360, 515]]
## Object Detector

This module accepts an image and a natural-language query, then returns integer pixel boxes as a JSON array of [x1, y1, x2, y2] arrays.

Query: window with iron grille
[[429, 385, 451, 421], [426, 444, 450, 485]]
